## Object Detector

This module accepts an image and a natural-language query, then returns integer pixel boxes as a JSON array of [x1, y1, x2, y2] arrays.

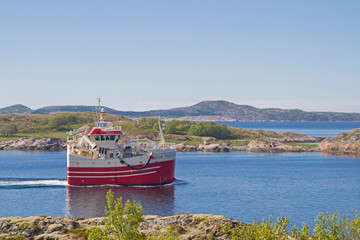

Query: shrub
[[47, 114, 91, 131], [312, 211, 360, 239], [164, 120, 195, 135], [222, 216, 290, 240], [221, 211, 360, 240], [137, 117, 159, 129], [88, 190, 145, 240], [188, 122, 231, 139], [0, 124, 18, 136], [87, 190, 360, 240], [48, 114, 79, 131]]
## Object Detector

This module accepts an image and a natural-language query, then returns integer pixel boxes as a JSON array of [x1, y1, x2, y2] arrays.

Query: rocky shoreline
[[319, 128, 360, 155], [0, 138, 66, 151], [1, 128, 359, 156], [0, 132, 322, 153], [0, 137, 318, 153], [0, 214, 241, 240], [175, 139, 320, 153]]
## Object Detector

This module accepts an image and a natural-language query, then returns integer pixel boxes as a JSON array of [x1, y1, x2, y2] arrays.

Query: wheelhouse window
[[110, 135, 115, 140], [106, 136, 110, 141], [101, 136, 105, 141], [94, 136, 100, 141]]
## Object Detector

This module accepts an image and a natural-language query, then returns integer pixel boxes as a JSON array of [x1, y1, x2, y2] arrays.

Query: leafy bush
[[47, 114, 91, 131], [47, 115, 78, 130], [137, 117, 158, 127], [0, 124, 18, 136], [87, 190, 360, 240], [222, 211, 360, 240], [88, 190, 145, 240], [188, 122, 231, 139], [164, 120, 195, 135], [222, 216, 290, 240], [0, 116, 10, 121], [163, 120, 232, 139], [88, 190, 182, 240], [136, 117, 162, 131], [312, 211, 360, 239]]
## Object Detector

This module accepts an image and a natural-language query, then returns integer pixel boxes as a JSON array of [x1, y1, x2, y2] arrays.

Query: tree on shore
[[188, 122, 231, 139], [0, 124, 18, 137]]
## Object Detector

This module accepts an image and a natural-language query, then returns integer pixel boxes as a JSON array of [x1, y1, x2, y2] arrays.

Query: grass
[[164, 135, 204, 146], [284, 143, 319, 149], [1, 113, 324, 148]]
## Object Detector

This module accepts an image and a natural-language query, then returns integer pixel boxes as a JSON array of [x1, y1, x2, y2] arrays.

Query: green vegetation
[[284, 143, 319, 149], [136, 117, 164, 132], [47, 114, 91, 131], [0, 113, 238, 142], [222, 211, 360, 240], [2, 234, 26, 240], [188, 122, 232, 139], [164, 120, 232, 139], [165, 120, 194, 135], [88, 190, 180, 240], [0, 114, 321, 148], [63, 228, 89, 239], [0, 124, 18, 137], [0, 113, 122, 140], [88, 190, 145, 240], [164, 135, 204, 146], [88, 190, 359, 239], [222, 216, 292, 240]]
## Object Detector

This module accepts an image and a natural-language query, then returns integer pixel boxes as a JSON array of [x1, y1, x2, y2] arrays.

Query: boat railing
[[112, 125, 122, 131], [125, 139, 176, 150], [158, 142, 176, 149]]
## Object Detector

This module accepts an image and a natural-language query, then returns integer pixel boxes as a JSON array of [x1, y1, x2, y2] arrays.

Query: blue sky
[[0, 1, 359, 112]]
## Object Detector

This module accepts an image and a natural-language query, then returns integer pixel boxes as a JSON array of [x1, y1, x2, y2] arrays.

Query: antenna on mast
[[95, 98, 101, 122]]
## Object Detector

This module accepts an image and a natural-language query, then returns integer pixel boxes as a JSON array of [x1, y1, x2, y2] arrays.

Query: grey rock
[[0, 138, 66, 151]]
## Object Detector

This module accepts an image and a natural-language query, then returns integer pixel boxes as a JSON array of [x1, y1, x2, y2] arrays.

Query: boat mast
[[96, 98, 105, 122], [95, 98, 101, 122], [159, 117, 166, 144]]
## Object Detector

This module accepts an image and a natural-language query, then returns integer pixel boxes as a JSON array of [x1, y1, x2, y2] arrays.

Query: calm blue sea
[[217, 121, 360, 138], [1, 123, 360, 228], [0, 150, 359, 229]]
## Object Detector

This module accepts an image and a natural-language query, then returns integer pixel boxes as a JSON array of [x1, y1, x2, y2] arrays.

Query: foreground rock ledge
[[0, 214, 242, 240]]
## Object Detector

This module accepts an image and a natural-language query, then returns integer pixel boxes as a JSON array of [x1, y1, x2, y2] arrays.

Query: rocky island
[[1, 112, 359, 155], [319, 128, 360, 155], [2, 129, 360, 155], [0, 132, 321, 153]]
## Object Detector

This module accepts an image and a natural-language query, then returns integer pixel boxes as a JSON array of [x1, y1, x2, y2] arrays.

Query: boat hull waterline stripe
[[68, 171, 157, 178], [68, 166, 161, 174]]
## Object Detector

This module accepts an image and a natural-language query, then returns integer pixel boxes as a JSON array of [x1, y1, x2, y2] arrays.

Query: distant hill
[[118, 100, 360, 122], [32, 105, 107, 114], [0, 104, 32, 114], [1, 100, 360, 122]]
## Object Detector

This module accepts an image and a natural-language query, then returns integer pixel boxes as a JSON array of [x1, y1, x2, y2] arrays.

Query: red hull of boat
[[67, 159, 175, 185]]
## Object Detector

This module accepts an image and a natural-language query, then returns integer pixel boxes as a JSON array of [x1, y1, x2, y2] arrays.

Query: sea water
[[1, 123, 360, 228], [0, 150, 359, 228], [218, 121, 360, 138]]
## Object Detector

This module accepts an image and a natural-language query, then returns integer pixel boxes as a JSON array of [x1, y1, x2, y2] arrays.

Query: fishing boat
[[66, 100, 176, 186]]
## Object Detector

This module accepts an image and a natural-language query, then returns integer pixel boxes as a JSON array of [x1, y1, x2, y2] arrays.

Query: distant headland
[[1, 100, 360, 122], [0, 100, 360, 122]]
